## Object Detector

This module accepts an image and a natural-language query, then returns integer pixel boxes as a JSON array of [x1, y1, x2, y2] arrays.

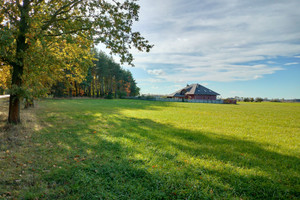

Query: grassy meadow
[[0, 99, 299, 199]]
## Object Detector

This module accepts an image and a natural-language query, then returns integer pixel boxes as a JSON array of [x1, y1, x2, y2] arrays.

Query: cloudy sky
[[110, 0, 300, 98]]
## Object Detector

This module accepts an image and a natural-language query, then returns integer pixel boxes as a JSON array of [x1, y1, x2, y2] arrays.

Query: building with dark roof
[[168, 84, 220, 100]]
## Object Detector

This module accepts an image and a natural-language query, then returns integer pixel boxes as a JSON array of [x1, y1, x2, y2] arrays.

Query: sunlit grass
[[1, 99, 299, 199]]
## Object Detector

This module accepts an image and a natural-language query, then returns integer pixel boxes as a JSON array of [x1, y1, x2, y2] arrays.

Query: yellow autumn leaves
[[0, 63, 11, 92]]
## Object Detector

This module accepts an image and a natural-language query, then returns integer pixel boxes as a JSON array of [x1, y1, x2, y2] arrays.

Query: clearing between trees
[[0, 99, 299, 199]]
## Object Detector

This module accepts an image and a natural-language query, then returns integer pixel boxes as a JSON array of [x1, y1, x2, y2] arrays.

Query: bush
[[255, 97, 263, 102], [0, 87, 4, 95], [117, 91, 127, 99], [105, 92, 114, 99], [146, 95, 155, 100], [270, 99, 281, 102], [137, 95, 155, 100], [223, 98, 237, 104], [244, 98, 250, 102]]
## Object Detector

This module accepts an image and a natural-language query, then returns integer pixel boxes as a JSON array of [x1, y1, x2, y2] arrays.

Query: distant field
[[1, 99, 299, 199]]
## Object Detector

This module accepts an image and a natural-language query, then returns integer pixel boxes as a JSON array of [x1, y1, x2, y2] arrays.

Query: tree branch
[[41, 0, 83, 32], [44, 27, 91, 37]]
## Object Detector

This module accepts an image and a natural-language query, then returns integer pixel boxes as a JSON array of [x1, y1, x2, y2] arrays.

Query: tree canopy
[[0, 0, 152, 123]]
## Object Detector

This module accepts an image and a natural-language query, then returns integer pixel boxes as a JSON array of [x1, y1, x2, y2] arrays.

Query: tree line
[[51, 50, 140, 98]]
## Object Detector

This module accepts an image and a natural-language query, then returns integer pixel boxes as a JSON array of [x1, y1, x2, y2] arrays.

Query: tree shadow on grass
[[23, 100, 300, 199], [42, 98, 174, 111], [107, 116, 300, 199]]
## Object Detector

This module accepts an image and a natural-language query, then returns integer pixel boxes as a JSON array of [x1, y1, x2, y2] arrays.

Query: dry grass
[[0, 98, 39, 146], [0, 98, 42, 199]]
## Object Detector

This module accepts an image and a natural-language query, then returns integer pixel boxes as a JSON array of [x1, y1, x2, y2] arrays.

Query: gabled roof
[[169, 83, 220, 97]]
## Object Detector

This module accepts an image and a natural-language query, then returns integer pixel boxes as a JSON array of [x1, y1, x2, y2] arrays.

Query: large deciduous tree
[[0, 0, 152, 123]]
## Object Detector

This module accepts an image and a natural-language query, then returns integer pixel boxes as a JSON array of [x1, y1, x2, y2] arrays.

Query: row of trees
[[243, 97, 264, 102], [1, 49, 141, 100], [234, 96, 286, 102], [51, 50, 140, 98]]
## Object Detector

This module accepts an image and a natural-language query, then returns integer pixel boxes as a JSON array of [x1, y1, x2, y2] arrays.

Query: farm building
[[168, 83, 220, 100]]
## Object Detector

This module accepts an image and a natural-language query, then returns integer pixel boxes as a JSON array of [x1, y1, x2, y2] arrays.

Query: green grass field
[[1, 99, 299, 199]]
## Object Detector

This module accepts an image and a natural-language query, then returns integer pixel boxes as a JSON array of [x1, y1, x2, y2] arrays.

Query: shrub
[[255, 97, 263, 102], [244, 98, 250, 102], [223, 98, 237, 104], [117, 91, 127, 99], [145, 95, 155, 100], [137, 95, 155, 100], [105, 92, 114, 99], [270, 99, 281, 102]]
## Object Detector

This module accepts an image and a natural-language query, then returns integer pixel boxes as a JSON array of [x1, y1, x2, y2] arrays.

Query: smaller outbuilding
[[168, 83, 220, 100]]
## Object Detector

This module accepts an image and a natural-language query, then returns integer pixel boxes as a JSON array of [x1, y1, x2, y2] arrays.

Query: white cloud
[[95, 0, 299, 96], [147, 69, 165, 76], [136, 78, 165, 83], [128, 0, 300, 84], [147, 64, 283, 83], [174, 84, 183, 88], [284, 62, 299, 66], [254, 75, 263, 79]]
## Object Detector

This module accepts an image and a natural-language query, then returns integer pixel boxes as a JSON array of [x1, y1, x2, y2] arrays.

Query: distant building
[[168, 83, 220, 100]]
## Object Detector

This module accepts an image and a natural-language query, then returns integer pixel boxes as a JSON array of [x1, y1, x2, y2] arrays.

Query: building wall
[[187, 94, 217, 100]]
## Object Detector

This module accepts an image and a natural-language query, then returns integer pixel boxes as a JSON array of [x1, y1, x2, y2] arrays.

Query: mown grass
[[1, 99, 299, 199]]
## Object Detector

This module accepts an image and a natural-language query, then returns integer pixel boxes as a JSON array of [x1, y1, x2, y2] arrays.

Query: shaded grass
[[1, 99, 299, 199], [0, 98, 44, 199]]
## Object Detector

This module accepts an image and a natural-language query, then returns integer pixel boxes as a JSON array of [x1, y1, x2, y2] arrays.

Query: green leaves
[[1, 0, 152, 123], [1, 0, 152, 84]]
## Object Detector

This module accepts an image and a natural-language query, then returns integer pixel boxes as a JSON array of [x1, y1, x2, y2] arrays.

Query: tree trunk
[[8, 0, 30, 124], [88, 86, 91, 97], [8, 59, 23, 123], [69, 87, 72, 97], [100, 77, 104, 97], [75, 81, 78, 97], [95, 78, 99, 97], [8, 94, 21, 124], [92, 78, 95, 97]]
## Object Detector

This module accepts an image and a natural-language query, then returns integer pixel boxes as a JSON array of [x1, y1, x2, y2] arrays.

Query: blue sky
[[103, 0, 300, 99]]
